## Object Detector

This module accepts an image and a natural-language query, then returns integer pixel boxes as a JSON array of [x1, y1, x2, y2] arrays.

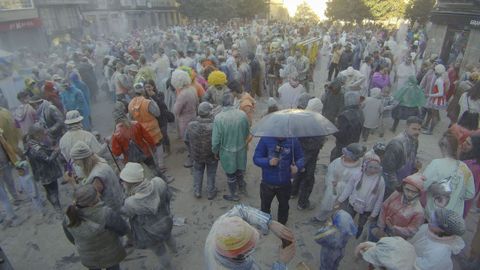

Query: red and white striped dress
[[426, 77, 447, 110]]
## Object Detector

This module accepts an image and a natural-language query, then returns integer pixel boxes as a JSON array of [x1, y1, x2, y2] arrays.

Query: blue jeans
[[0, 165, 18, 201], [193, 160, 218, 195], [0, 184, 15, 220]]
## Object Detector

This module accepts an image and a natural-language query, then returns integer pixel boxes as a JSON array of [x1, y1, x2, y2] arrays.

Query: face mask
[[73, 164, 85, 179]]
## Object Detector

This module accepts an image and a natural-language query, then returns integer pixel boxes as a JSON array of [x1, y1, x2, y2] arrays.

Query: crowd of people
[[0, 19, 480, 270]]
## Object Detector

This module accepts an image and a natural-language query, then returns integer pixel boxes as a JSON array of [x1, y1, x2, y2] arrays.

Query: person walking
[[336, 153, 385, 238], [212, 93, 250, 201], [253, 136, 304, 225], [314, 143, 366, 223], [25, 124, 62, 214], [292, 98, 326, 210], [144, 79, 172, 155], [371, 173, 425, 241], [423, 129, 475, 220], [119, 162, 176, 270], [422, 64, 447, 135], [60, 110, 108, 164], [128, 82, 173, 182], [391, 76, 426, 133], [171, 69, 198, 168], [63, 184, 128, 270], [28, 95, 65, 144], [382, 116, 422, 198], [60, 79, 91, 130], [66, 142, 124, 212], [185, 102, 218, 199], [330, 91, 364, 162], [410, 208, 466, 270]]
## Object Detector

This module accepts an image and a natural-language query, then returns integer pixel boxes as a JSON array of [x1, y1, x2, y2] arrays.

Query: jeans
[[260, 182, 291, 225], [192, 160, 218, 195], [160, 126, 170, 148], [328, 63, 339, 81], [292, 149, 320, 208], [90, 265, 120, 270], [0, 165, 18, 201], [43, 180, 61, 210], [18, 175, 43, 211], [0, 184, 15, 219], [150, 237, 176, 270], [344, 202, 371, 237], [155, 144, 167, 171]]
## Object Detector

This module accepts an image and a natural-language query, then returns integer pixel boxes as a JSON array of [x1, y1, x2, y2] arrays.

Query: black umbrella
[[251, 109, 338, 138]]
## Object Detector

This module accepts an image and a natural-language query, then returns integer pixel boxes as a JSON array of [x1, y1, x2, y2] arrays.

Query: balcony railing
[[34, 0, 89, 6]]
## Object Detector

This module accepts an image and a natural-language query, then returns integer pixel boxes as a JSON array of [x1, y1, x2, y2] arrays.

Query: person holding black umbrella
[[253, 135, 304, 225]]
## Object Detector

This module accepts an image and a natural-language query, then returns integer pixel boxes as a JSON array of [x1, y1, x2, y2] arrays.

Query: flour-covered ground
[[1, 63, 477, 269]]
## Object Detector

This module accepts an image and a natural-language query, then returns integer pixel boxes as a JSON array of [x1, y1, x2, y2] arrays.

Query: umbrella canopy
[[251, 109, 338, 138]]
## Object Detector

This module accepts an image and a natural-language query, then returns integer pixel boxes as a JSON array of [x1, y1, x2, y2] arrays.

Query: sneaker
[[183, 158, 193, 168], [164, 174, 175, 184], [194, 192, 201, 199], [308, 216, 324, 225], [290, 194, 298, 199], [297, 203, 315, 211], [207, 190, 217, 200], [223, 194, 240, 202], [238, 185, 247, 195]]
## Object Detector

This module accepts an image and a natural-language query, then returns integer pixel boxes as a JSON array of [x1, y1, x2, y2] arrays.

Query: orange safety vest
[[128, 97, 162, 144]]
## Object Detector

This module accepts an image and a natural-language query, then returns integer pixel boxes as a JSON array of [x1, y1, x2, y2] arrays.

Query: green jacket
[[212, 107, 250, 174]]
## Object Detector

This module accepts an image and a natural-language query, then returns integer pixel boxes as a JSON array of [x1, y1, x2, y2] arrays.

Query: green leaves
[[326, 0, 434, 23], [177, 0, 267, 21], [293, 1, 320, 23]]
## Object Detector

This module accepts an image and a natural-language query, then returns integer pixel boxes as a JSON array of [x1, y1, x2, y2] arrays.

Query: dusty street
[[1, 60, 478, 270]]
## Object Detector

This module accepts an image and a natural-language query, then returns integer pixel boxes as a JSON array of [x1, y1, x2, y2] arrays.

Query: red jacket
[[111, 121, 156, 162]]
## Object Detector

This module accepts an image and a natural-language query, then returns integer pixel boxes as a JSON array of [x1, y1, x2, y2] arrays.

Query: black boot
[[223, 182, 239, 201]]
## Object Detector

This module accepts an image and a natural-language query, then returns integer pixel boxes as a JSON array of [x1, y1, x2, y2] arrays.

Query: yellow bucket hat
[[215, 216, 259, 258]]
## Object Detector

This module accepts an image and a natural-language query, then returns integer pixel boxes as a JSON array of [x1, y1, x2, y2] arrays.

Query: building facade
[[0, 0, 48, 52], [34, 0, 88, 44], [82, 0, 180, 38], [425, 0, 480, 71]]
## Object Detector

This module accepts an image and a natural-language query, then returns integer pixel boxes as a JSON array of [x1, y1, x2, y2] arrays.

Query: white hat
[[306, 98, 323, 113], [346, 67, 355, 76], [434, 64, 446, 74], [370, 87, 382, 98], [119, 162, 144, 183], [64, 110, 84, 124]]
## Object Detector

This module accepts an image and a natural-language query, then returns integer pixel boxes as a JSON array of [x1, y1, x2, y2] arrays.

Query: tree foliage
[[178, 0, 267, 21], [363, 0, 406, 21], [293, 1, 319, 23], [325, 0, 371, 23], [405, 0, 435, 23], [326, 0, 408, 22]]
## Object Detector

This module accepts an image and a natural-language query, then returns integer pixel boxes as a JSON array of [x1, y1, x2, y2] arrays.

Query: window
[[0, 0, 34, 10]]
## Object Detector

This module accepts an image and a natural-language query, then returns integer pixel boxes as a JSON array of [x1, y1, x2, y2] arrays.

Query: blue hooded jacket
[[253, 137, 304, 186]]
